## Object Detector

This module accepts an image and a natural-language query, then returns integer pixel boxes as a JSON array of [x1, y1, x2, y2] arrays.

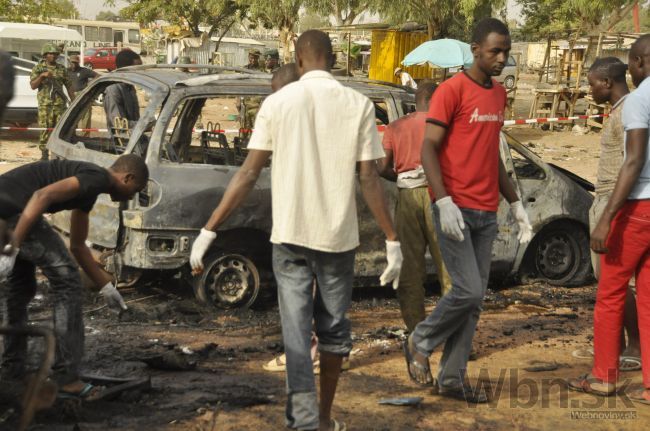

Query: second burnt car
[[47, 65, 594, 309]]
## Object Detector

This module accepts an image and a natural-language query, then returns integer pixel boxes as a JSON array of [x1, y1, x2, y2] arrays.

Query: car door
[[491, 134, 524, 277], [139, 86, 273, 234], [47, 74, 169, 248]]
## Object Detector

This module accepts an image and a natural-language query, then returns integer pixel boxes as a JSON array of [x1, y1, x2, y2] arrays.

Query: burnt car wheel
[[526, 222, 592, 286], [193, 253, 261, 309], [504, 75, 515, 89]]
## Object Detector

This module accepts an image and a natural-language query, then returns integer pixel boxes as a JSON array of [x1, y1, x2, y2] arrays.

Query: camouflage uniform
[[242, 96, 262, 137], [30, 61, 70, 153]]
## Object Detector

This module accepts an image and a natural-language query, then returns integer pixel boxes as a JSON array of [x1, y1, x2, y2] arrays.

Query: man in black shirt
[[0, 154, 148, 398], [68, 55, 98, 136]]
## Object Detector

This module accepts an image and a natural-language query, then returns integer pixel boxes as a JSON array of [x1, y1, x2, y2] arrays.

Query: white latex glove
[[0, 247, 18, 281], [190, 228, 217, 273], [100, 282, 127, 311], [435, 196, 465, 242], [511, 201, 533, 243], [380, 240, 403, 290]]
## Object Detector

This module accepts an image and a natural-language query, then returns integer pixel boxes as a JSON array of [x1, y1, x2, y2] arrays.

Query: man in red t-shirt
[[379, 82, 452, 335], [402, 18, 533, 403]]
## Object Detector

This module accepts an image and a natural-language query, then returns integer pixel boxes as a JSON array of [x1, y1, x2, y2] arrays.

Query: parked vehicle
[[83, 47, 120, 71], [4, 57, 38, 126], [495, 54, 518, 89], [47, 66, 594, 309]]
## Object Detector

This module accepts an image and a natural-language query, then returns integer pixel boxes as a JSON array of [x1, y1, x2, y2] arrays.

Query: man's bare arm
[[358, 160, 397, 241], [421, 123, 448, 199], [498, 159, 520, 203], [69, 209, 112, 288], [204, 149, 272, 231], [377, 150, 397, 181]]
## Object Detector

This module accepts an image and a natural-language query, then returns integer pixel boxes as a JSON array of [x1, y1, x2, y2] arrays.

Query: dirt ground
[[0, 77, 648, 430]]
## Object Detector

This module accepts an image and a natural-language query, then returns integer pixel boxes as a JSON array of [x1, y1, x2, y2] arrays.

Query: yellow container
[[369, 30, 433, 84]]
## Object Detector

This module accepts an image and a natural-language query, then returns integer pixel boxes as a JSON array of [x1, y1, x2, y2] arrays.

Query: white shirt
[[400, 72, 418, 89], [623, 77, 650, 199], [247, 70, 384, 252]]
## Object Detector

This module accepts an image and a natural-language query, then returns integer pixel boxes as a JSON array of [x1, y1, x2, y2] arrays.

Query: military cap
[[248, 48, 261, 57], [265, 49, 279, 60]]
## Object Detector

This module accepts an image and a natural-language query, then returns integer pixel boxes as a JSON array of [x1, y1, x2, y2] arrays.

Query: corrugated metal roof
[[211, 37, 265, 46]]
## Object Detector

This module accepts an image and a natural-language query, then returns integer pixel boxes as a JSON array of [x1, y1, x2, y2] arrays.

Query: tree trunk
[[279, 25, 294, 64], [427, 20, 435, 40]]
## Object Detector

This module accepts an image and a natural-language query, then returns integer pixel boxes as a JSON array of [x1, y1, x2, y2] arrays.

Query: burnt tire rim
[[535, 231, 580, 282], [504, 76, 515, 88], [205, 254, 260, 309]]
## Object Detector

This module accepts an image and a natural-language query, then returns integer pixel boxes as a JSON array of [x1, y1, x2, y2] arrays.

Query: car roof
[[107, 65, 416, 96]]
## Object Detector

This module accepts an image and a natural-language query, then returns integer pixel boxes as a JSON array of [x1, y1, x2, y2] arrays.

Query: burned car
[[47, 66, 594, 309]]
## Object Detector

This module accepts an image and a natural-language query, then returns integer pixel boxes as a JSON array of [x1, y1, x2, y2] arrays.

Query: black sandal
[[403, 338, 433, 386], [438, 383, 489, 404]]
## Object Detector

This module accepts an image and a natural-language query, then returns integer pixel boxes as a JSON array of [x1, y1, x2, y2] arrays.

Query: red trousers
[[593, 200, 650, 387]]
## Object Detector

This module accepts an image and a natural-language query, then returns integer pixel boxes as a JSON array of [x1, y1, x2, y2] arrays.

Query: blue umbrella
[[402, 38, 474, 68]]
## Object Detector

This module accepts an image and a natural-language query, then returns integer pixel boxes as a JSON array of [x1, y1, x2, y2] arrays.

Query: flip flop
[[629, 389, 650, 405], [402, 339, 433, 386], [330, 419, 347, 431], [57, 382, 98, 400], [567, 374, 616, 397], [438, 383, 489, 404], [619, 356, 642, 372], [262, 354, 287, 372]]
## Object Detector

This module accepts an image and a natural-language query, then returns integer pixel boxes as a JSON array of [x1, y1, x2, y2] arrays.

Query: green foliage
[[96, 10, 121, 22], [516, 0, 637, 40], [115, 0, 244, 36], [304, 0, 377, 26], [0, 0, 79, 22], [298, 11, 331, 31], [376, 0, 505, 40], [612, 4, 650, 32]]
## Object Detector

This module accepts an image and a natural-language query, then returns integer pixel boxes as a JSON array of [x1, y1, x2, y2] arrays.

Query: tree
[[304, 0, 376, 27], [96, 10, 121, 22], [246, 0, 303, 64], [377, 0, 506, 40], [298, 11, 331, 31], [114, 0, 245, 40], [0, 0, 79, 22], [517, 0, 637, 40]]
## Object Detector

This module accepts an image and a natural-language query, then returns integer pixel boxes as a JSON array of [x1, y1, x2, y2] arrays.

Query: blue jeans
[[1, 217, 84, 385], [412, 207, 498, 389], [272, 243, 355, 430]]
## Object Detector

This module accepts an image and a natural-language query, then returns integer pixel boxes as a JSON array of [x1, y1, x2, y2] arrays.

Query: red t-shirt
[[382, 111, 427, 174], [426, 72, 506, 212]]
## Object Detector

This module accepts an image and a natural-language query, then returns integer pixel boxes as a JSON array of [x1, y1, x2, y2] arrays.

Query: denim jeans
[[412, 207, 497, 389], [272, 243, 355, 430], [1, 217, 84, 385]]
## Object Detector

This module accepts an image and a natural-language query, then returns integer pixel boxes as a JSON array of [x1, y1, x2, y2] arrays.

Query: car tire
[[192, 250, 261, 309], [523, 221, 593, 286], [504, 75, 515, 89]]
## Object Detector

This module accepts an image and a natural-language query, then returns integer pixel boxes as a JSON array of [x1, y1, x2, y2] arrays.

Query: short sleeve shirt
[[623, 77, 650, 200], [68, 67, 95, 92], [426, 72, 506, 212], [382, 111, 427, 174], [248, 70, 384, 252], [0, 160, 112, 218]]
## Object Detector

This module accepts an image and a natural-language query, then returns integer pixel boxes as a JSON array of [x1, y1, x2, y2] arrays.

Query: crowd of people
[[0, 15, 649, 431]]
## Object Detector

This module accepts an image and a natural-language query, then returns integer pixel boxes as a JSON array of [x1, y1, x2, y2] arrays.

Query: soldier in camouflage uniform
[[30, 43, 75, 160], [242, 49, 264, 71], [264, 49, 281, 73]]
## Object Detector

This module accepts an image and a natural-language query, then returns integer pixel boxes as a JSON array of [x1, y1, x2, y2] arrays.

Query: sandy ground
[[0, 77, 647, 430]]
